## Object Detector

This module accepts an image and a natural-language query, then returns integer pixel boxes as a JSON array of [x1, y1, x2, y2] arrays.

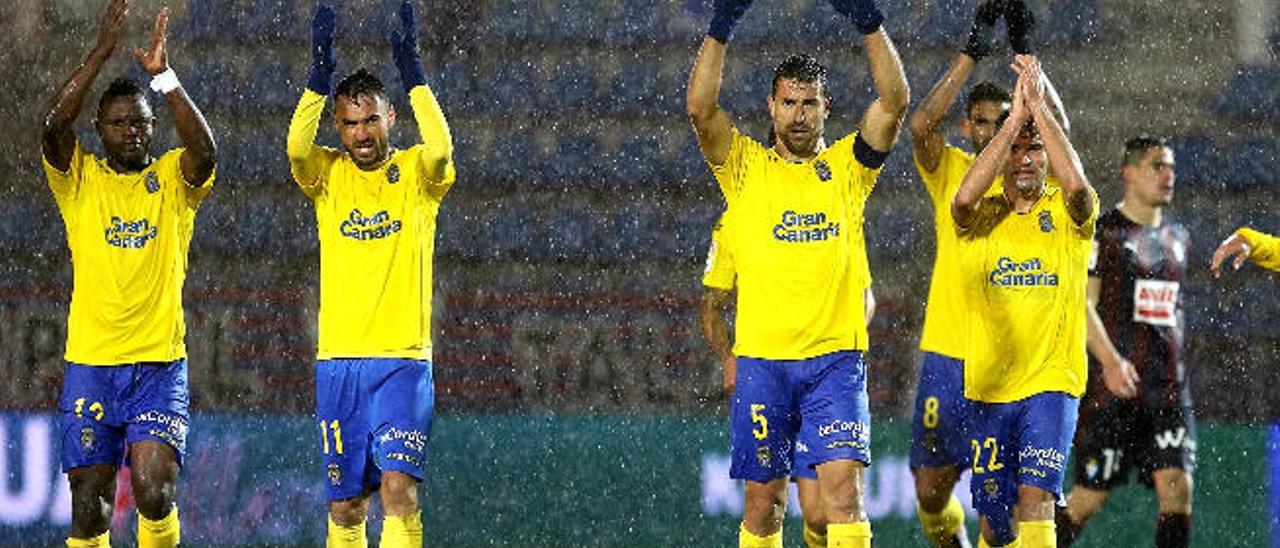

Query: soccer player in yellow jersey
[[1212, 228, 1280, 275], [687, 0, 909, 545], [287, 3, 454, 547], [699, 212, 876, 548], [906, 2, 1069, 546], [951, 56, 1097, 548], [41, 1, 217, 546]]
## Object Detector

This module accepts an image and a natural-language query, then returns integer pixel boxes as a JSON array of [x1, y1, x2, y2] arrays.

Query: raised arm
[[952, 72, 1027, 229], [909, 0, 1001, 171], [1213, 228, 1280, 276], [1020, 56, 1092, 225], [699, 288, 737, 394], [43, 0, 129, 171], [687, 0, 753, 167], [390, 1, 453, 184], [856, 28, 910, 153], [287, 3, 337, 188], [133, 7, 216, 186]]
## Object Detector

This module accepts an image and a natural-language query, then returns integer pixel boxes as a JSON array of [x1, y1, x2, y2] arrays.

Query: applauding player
[[42, 0, 217, 546], [1057, 137, 1195, 547], [1212, 228, 1280, 275], [687, 0, 909, 546], [951, 56, 1097, 548], [286, 2, 455, 546]]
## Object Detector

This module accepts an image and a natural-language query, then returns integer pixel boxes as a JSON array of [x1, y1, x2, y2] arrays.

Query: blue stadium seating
[[733, 1, 797, 44], [1212, 65, 1280, 120], [1221, 137, 1278, 190], [612, 135, 666, 187], [187, 60, 236, 111], [483, 0, 548, 43], [1168, 135, 1220, 185], [723, 65, 774, 115], [912, 0, 973, 48], [434, 60, 479, 113], [488, 59, 542, 114], [245, 0, 304, 43], [543, 0, 606, 43], [544, 61, 602, 112], [485, 203, 535, 259], [549, 132, 604, 187], [176, 0, 236, 42], [484, 131, 543, 186], [606, 60, 670, 116], [605, 2, 670, 45], [611, 202, 664, 260], [240, 63, 300, 113], [1040, 0, 1101, 47]]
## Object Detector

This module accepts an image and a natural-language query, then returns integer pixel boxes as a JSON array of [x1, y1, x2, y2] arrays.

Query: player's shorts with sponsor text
[[59, 360, 190, 472], [316, 358, 434, 501], [729, 350, 870, 483], [1073, 399, 1196, 490], [968, 392, 1078, 545], [909, 352, 971, 470]]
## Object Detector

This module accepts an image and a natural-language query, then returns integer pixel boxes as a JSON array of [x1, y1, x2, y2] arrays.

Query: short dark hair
[[97, 77, 146, 114], [965, 80, 1011, 117], [334, 69, 388, 103], [1122, 135, 1169, 166], [994, 110, 1038, 138], [772, 54, 827, 97]]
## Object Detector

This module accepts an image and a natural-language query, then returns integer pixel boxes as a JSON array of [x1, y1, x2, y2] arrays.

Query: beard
[[777, 130, 819, 158]]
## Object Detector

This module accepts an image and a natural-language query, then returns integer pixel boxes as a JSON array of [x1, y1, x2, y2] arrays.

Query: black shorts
[[1072, 399, 1196, 490]]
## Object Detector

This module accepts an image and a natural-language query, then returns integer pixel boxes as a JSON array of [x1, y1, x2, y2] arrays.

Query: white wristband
[[150, 68, 180, 94]]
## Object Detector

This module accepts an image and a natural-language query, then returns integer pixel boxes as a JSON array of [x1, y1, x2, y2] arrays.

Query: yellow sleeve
[[42, 139, 85, 201], [701, 220, 735, 290], [1070, 187, 1101, 239], [157, 148, 214, 208], [914, 143, 952, 204], [709, 128, 751, 206], [1237, 228, 1280, 272], [287, 89, 337, 198], [408, 84, 456, 199]]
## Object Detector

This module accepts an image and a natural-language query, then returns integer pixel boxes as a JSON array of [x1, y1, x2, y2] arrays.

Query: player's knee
[[68, 466, 116, 533], [130, 446, 180, 520], [913, 468, 957, 512], [329, 496, 371, 526], [1066, 488, 1109, 523], [1015, 485, 1056, 520], [380, 472, 421, 516], [1155, 470, 1193, 511]]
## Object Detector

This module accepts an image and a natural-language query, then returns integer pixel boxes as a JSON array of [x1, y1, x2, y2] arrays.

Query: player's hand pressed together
[[828, 0, 885, 34], [308, 4, 337, 95], [1210, 233, 1253, 278], [707, 0, 754, 43], [131, 7, 169, 76], [389, 0, 428, 92], [962, 0, 1004, 61], [1102, 358, 1140, 399], [1015, 55, 1046, 112], [1004, 0, 1036, 54]]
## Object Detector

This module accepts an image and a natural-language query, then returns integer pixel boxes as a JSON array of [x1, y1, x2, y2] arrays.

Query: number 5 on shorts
[[751, 404, 768, 440]]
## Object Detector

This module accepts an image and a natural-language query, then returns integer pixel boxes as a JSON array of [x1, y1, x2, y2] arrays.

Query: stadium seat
[[606, 59, 670, 116], [485, 203, 535, 259], [723, 65, 774, 116], [488, 59, 542, 114], [612, 135, 666, 187], [186, 60, 236, 111], [241, 63, 300, 113], [733, 1, 796, 44], [244, 0, 304, 44], [1040, 0, 1101, 47], [913, 0, 973, 48], [484, 131, 544, 186], [483, 0, 547, 44], [1167, 135, 1220, 186], [175, 0, 237, 42], [605, 2, 669, 45], [435, 60, 479, 113], [549, 132, 604, 187], [543, 0, 605, 43], [1221, 137, 1278, 190], [544, 60, 602, 113], [1211, 65, 1280, 120]]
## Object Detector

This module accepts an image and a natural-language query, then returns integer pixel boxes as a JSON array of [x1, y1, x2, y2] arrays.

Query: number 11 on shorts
[[320, 419, 344, 455]]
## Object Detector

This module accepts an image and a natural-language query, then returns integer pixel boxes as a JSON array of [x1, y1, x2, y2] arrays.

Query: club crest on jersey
[[144, 172, 160, 194], [813, 160, 832, 182], [1038, 210, 1054, 233], [386, 163, 400, 185]]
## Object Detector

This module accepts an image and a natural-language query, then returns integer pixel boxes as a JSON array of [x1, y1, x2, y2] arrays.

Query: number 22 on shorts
[[750, 404, 768, 440], [970, 437, 1004, 474]]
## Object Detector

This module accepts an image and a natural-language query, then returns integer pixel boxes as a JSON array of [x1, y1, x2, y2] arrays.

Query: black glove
[[1006, 0, 1036, 54], [962, 0, 1004, 62]]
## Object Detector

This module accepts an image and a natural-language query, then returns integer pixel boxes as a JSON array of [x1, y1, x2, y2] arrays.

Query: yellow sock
[[327, 515, 368, 548], [381, 513, 424, 548], [1018, 520, 1054, 548], [66, 530, 110, 548], [828, 521, 872, 548], [917, 496, 966, 546], [1005, 535, 1023, 547], [138, 506, 180, 548], [803, 523, 827, 548], [738, 522, 783, 548]]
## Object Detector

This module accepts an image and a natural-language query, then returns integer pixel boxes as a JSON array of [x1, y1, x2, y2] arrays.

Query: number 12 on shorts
[[320, 419, 344, 455], [970, 437, 1004, 474]]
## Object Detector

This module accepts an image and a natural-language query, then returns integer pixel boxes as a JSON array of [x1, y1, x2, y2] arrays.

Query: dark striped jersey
[[1087, 208, 1191, 408]]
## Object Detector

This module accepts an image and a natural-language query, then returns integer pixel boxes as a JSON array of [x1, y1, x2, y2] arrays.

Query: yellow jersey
[[43, 141, 212, 365], [710, 129, 880, 360], [1237, 228, 1280, 272], [915, 144, 976, 358], [287, 87, 455, 361], [957, 185, 1098, 403], [702, 213, 736, 291]]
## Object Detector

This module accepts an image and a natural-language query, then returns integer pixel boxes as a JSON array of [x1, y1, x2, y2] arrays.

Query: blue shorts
[[968, 392, 1078, 546], [58, 360, 190, 473], [729, 351, 870, 483], [316, 358, 435, 501], [909, 352, 971, 470]]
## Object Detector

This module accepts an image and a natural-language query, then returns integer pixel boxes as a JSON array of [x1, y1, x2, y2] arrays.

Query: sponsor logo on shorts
[[387, 452, 422, 467], [340, 209, 402, 241], [983, 478, 999, 499], [1019, 445, 1067, 472], [104, 217, 158, 249], [818, 419, 870, 451], [756, 446, 771, 468], [131, 410, 188, 450], [378, 427, 428, 453], [773, 210, 840, 243], [795, 441, 809, 454], [327, 462, 342, 486], [80, 427, 95, 451], [988, 257, 1059, 288], [1155, 427, 1195, 450], [1085, 457, 1099, 480]]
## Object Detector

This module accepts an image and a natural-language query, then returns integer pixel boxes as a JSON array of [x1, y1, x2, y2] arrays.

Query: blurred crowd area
[[0, 0, 1276, 419]]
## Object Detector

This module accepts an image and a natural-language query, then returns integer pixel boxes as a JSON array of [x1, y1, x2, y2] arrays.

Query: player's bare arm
[[1213, 228, 1280, 276], [43, 0, 129, 171], [133, 7, 217, 186], [1010, 55, 1071, 134], [952, 70, 1028, 228], [1084, 276, 1139, 398], [856, 29, 910, 153], [687, 36, 737, 167], [699, 288, 736, 394], [390, 0, 453, 183], [908, 0, 1002, 171], [864, 287, 876, 326], [1019, 56, 1093, 224]]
